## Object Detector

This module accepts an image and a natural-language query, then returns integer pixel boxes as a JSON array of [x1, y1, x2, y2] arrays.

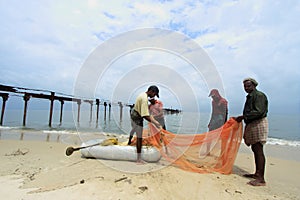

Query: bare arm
[[144, 115, 161, 128]]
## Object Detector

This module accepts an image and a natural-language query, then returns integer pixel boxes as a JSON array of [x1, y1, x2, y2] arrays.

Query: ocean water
[[0, 108, 299, 147]]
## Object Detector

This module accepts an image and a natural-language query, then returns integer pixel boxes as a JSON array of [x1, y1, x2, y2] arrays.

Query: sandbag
[[80, 139, 161, 162]]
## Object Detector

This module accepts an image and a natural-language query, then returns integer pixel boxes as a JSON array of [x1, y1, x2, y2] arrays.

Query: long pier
[[0, 84, 125, 127], [0, 84, 181, 127]]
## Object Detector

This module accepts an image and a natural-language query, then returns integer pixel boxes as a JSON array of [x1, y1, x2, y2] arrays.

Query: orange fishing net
[[133, 118, 243, 174]]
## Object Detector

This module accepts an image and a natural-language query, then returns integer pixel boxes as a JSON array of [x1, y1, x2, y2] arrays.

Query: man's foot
[[136, 159, 146, 165], [247, 179, 266, 186], [165, 149, 169, 155], [243, 173, 259, 179]]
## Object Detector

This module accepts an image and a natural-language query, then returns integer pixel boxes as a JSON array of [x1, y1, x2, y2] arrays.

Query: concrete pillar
[[23, 93, 31, 126], [48, 92, 55, 127], [108, 103, 112, 120], [0, 93, 8, 126], [96, 99, 100, 123], [77, 100, 81, 123], [103, 102, 107, 120], [118, 102, 123, 122], [88, 101, 93, 123], [59, 100, 64, 125]]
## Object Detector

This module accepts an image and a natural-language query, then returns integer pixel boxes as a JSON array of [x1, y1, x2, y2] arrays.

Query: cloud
[[0, 0, 299, 114]]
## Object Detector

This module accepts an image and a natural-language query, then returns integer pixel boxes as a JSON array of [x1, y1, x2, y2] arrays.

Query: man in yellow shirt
[[128, 85, 162, 164]]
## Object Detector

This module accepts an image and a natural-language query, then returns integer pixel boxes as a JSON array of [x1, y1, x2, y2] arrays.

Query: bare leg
[[136, 138, 146, 164], [127, 134, 133, 145], [248, 142, 266, 186], [128, 126, 136, 145], [136, 126, 145, 164]]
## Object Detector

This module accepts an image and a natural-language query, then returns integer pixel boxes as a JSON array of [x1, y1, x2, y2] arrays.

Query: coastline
[[0, 138, 299, 199], [239, 142, 300, 162], [1, 128, 300, 161]]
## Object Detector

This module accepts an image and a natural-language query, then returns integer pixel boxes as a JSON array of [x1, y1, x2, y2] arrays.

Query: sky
[[0, 0, 299, 115]]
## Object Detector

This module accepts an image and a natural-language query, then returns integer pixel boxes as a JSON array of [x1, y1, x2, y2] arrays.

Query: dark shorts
[[130, 109, 143, 138], [131, 109, 143, 126]]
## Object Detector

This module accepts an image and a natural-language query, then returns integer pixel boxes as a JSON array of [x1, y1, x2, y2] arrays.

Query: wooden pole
[[0, 93, 8, 126], [23, 93, 30, 126]]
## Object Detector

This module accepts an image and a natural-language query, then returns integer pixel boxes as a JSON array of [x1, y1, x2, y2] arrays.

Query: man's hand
[[155, 122, 162, 129], [150, 115, 161, 129], [234, 116, 244, 123]]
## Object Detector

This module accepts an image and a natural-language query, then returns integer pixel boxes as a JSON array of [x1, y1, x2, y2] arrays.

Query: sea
[[0, 108, 299, 148]]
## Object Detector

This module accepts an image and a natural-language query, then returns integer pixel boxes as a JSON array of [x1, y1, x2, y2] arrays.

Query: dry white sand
[[0, 139, 299, 200]]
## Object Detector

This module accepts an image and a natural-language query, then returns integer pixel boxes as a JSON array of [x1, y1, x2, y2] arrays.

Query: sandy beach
[[0, 137, 299, 200]]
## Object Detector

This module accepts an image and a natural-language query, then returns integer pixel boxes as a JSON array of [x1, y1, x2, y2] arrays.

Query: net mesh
[[132, 117, 243, 174]]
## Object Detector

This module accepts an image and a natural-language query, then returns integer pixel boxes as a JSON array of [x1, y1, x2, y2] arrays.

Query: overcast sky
[[0, 0, 299, 115]]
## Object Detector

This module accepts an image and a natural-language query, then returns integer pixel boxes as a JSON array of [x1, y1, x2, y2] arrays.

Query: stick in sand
[[65, 142, 101, 156]]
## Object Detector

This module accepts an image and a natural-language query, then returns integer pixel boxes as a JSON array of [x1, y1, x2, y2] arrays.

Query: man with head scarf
[[205, 89, 228, 157], [235, 78, 268, 186], [208, 89, 228, 131], [149, 97, 166, 130]]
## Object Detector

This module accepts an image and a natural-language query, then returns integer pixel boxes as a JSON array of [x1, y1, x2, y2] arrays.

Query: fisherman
[[128, 85, 162, 164], [234, 78, 268, 186]]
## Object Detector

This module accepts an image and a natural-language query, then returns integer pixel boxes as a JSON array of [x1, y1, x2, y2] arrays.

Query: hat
[[208, 89, 219, 97], [148, 85, 159, 98], [243, 78, 258, 86]]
